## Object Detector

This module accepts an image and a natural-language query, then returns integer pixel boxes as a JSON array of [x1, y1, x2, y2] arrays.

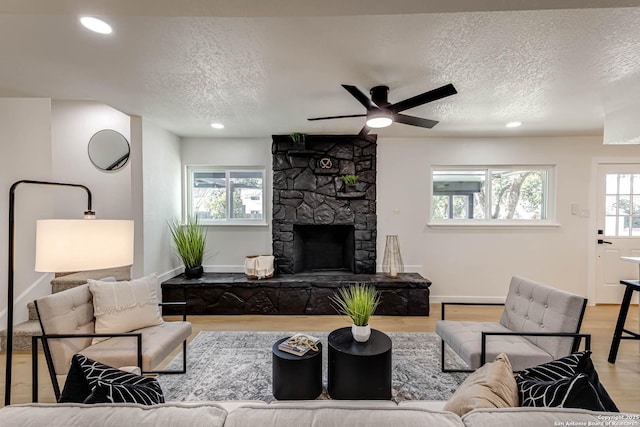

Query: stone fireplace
[[272, 134, 377, 274]]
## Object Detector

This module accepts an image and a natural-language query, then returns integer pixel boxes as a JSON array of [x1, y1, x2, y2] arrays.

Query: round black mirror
[[88, 130, 130, 171]]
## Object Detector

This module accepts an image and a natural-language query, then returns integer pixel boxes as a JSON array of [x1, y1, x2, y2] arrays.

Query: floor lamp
[[4, 180, 134, 405]]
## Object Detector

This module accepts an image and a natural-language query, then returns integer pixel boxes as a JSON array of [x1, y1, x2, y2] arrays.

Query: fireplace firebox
[[294, 224, 355, 272]]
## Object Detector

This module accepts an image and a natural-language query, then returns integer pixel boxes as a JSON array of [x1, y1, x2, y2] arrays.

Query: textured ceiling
[[1, 1, 640, 138]]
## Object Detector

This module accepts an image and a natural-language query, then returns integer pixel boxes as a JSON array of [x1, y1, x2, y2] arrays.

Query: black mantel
[[161, 272, 431, 316]]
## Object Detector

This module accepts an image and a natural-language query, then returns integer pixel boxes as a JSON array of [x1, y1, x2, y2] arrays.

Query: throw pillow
[[443, 353, 519, 416], [516, 373, 605, 411], [88, 274, 163, 344], [59, 354, 164, 405], [516, 351, 618, 411]]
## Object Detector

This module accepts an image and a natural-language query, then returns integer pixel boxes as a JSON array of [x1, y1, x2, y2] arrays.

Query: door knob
[[597, 239, 613, 244]]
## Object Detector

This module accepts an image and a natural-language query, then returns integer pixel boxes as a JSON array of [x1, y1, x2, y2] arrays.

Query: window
[[604, 173, 640, 237], [431, 166, 554, 224], [187, 166, 266, 225]]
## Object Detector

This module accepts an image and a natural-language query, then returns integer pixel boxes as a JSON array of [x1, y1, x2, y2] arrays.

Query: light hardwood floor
[[1, 304, 639, 412]]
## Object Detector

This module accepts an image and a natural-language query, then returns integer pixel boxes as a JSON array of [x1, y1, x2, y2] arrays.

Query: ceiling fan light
[[366, 111, 393, 128]]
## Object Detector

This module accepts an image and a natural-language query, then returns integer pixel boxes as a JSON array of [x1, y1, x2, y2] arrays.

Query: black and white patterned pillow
[[516, 351, 618, 411], [517, 373, 605, 410], [59, 354, 164, 405]]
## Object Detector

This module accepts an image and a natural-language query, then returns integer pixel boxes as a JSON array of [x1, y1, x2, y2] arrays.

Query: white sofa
[[0, 400, 635, 427]]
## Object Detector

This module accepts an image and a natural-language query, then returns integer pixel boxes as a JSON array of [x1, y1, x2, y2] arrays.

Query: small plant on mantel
[[341, 174, 358, 185], [341, 174, 358, 192], [290, 132, 306, 148], [330, 283, 380, 342]]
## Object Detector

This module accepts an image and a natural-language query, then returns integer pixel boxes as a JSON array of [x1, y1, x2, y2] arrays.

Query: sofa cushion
[[0, 403, 228, 427], [59, 354, 164, 405], [444, 353, 518, 416], [515, 350, 618, 412], [88, 274, 163, 344], [223, 404, 465, 427], [461, 407, 629, 427]]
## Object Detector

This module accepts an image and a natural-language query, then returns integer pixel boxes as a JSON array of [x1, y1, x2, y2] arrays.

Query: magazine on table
[[278, 333, 320, 356]]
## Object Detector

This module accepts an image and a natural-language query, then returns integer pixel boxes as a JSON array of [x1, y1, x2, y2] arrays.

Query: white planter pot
[[351, 324, 371, 342]]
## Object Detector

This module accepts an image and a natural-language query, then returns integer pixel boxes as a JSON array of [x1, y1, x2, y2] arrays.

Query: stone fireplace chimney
[[272, 134, 377, 274]]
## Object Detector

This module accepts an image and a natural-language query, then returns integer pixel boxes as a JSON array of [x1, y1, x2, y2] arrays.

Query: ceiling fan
[[308, 83, 457, 137]]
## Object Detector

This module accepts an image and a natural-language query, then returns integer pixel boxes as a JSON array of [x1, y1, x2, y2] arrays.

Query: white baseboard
[[429, 295, 506, 304]]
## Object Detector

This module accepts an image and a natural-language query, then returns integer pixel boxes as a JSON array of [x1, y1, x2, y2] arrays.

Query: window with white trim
[[431, 166, 554, 223], [186, 166, 266, 225]]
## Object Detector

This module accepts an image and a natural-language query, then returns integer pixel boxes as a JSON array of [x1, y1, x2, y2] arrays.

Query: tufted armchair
[[34, 283, 191, 400], [436, 276, 590, 372]]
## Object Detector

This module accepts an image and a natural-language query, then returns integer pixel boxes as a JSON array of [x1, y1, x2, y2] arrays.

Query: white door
[[595, 164, 640, 304]]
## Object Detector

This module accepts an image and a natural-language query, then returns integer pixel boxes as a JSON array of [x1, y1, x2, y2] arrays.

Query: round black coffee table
[[327, 327, 392, 400], [272, 337, 323, 400]]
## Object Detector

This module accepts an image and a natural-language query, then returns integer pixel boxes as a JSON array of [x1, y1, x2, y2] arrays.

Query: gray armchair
[[34, 284, 191, 400], [436, 276, 589, 372]]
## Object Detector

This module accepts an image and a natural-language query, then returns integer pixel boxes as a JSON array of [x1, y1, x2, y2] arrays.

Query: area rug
[[156, 331, 468, 403]]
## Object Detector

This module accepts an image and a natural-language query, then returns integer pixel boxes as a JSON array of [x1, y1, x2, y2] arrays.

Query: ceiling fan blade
[[394, 113, 439, 129], [307, 114, 367, 121], [358, 125, 371, 138], [342, 84, 376, 110], [390, 83, 457, 113]]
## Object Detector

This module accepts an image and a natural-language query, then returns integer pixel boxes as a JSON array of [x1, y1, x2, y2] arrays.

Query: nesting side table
[[327, 327, 392, 400], [272, 337, 323, 400]]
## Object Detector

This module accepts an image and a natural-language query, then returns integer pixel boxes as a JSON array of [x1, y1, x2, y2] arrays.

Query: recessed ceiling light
[[506, 121, 522, 128], [210, 123, 224, 129], [80, 17, 113, 34]]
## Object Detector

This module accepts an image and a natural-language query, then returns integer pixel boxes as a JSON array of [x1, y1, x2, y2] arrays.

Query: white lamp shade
[[35, 219, 134, 272]]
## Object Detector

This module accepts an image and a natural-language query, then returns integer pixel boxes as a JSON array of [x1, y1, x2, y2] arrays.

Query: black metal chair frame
[[33, 300, 188, 401], [440, 301, 590, 373]]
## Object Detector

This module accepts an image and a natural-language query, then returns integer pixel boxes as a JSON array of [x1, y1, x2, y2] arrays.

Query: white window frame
[[428, 165, 558, 228], [186, 166, 267, 226]]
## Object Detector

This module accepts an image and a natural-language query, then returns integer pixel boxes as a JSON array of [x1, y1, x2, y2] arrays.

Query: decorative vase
[[184, 265, 204, 279], [351, 324, 371, 342], [382, 235, 404, 278]]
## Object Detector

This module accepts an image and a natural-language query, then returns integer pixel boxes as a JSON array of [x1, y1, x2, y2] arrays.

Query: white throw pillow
[[88, 274, 164, 344]]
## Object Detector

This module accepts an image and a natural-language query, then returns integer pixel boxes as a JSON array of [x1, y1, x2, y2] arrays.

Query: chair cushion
[[444, 353, 519, 416], [88, 274, 164, 344], [436, 320, 554, 370], [34, 284, 96, 375], [500, 276, 586, 359], [81, 321, 192, 371], [59, 354, 164, 405]]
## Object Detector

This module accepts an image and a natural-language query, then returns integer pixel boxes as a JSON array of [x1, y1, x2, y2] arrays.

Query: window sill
[[201, 221, 268, 227], [427, 221, 561, 230]]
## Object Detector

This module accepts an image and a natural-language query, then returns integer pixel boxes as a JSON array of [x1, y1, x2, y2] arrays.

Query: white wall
[[141, 119, 182, 280], [377, 135, 639, 301], [0, 98, 53, 327], [180, 137, 272, 270], [51, 100, 132, 221]]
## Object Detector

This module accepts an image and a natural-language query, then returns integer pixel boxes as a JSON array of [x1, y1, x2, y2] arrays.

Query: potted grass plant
[[330, 283, 380, 342], [341, 174, 358, 193], [168, 216, 207, 279]]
